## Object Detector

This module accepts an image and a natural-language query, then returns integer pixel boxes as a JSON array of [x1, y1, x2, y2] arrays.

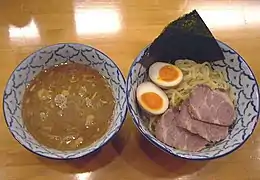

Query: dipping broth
[[22, 63, 115, 151]]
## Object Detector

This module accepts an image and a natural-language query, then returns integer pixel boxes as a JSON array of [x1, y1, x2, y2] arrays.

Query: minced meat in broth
[[22, 63, 115, 151]]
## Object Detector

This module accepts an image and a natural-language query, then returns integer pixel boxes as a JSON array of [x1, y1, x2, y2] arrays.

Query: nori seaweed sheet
[[140, 10, 225, 68]]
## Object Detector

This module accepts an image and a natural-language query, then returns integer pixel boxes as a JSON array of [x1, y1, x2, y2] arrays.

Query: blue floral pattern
[[3, 43, 127, 159], [127, 41, 260, 160]]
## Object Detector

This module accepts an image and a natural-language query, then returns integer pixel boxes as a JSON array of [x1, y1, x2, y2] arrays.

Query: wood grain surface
[[0, 0, 260, 180]]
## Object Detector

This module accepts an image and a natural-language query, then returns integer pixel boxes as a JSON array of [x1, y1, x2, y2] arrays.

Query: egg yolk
[[158, 65, 179, 82], [141, 92, 163, 110]]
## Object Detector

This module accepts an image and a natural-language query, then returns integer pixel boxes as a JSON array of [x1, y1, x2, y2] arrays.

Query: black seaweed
[[140, 10, 225, 68]]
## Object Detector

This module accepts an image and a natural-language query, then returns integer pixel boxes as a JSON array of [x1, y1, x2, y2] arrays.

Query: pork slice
[[189, 85, 235, 126], [176, 102, 229, 142], [155, 108, 208, 152]]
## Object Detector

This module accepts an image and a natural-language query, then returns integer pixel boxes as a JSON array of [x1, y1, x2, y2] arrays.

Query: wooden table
[[1, 0, 260, 179]]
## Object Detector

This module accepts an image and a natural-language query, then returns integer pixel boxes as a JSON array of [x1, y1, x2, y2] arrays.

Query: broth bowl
[[127, 41, 260, 160], [3, 43, 127, 159]]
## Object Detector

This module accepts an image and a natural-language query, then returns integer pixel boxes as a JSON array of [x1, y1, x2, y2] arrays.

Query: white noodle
[[164, 60, 235, 107]]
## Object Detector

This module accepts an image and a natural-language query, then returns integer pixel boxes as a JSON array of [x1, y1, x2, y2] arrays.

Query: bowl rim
[[3, 42, 128, 160], [126, 40, 260, 160]]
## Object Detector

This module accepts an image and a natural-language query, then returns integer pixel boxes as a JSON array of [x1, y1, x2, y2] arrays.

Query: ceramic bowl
[[3, 43, 127, 159], [127, 40, 260, 160]]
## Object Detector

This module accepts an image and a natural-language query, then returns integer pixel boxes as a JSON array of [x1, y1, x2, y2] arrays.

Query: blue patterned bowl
[[127, 41, 260, 160], [3, 43, 127, 159]]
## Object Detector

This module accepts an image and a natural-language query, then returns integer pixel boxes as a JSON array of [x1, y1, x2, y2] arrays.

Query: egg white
[[149, 62, 183, 88], [136, 82, 169, 115]]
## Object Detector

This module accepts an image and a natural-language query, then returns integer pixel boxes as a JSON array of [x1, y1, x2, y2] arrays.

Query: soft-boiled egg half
[[136, 82, 169, 115], [149, 62, 183, 88]]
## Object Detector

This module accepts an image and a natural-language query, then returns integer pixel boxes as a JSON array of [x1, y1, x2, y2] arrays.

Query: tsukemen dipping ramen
[[22, 63, 115, 151]]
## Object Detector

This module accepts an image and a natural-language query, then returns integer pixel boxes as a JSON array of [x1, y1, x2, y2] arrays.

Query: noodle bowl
[[127, 41, 260, 159]]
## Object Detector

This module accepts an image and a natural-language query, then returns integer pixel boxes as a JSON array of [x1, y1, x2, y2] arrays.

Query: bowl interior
[[3, 43, 127, 159], [127, 41, 260, 160]]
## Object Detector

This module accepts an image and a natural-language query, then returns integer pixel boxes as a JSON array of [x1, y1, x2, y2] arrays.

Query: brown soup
[[22, 63, 115, 151]]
